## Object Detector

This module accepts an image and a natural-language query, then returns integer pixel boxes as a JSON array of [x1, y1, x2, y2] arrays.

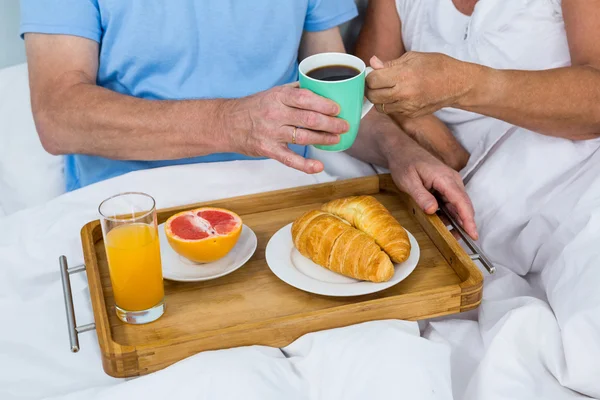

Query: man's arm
[[348, 111, 478, 239], [26, 34, 227, 160], [354, 0, 469, 171], [25, 34, 348, 173], [386, 110, 469, 171]]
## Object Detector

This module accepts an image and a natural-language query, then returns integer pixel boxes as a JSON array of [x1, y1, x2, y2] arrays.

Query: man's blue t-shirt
[[20, 0, 358, 191]]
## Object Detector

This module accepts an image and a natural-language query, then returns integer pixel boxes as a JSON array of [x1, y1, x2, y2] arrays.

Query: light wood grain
[[80, 174, 482, 378]]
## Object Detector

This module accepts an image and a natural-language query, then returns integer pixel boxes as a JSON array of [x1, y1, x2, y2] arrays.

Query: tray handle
[[436, 202, 496, 275], [59, 256, 96, 352]]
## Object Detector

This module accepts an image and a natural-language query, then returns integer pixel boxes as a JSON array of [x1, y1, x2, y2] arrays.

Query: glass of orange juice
[[99, 192, 165, 324]]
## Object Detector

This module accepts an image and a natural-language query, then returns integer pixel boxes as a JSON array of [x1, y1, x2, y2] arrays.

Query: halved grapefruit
[[164, 207, 242, 263]]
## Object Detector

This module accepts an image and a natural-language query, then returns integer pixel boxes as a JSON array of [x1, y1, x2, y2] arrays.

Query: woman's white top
[[395, 0, 600, 279], [395, 0, 570, 157], [396, 5, 600, 397]]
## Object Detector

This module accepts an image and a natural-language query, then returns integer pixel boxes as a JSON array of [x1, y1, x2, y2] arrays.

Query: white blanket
[[0, 159, 453, 400], [425, 127, 600, 400], [393, 1, 600, 397], [47, 321, 451, 400], [3, 133, 600, 400]]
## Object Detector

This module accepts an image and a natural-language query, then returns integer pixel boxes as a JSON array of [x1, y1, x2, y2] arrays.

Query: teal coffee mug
[[299, 52, 374, 152]]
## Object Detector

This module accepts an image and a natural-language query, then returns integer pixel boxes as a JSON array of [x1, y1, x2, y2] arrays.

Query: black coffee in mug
[[307, 64, 361, 82]]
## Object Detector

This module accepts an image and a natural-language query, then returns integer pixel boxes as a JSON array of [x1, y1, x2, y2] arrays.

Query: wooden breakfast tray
[[68, 174, 483, 378]]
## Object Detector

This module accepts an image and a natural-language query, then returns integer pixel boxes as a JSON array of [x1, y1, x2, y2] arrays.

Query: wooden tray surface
[[81, 174, 483, 377]]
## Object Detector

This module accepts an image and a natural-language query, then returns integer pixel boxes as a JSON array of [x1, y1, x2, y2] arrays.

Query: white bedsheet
[[46, 320, 452, 400], [392, 1, 600, 396], [424, 127, 600, 400], [3, 131, 600, 399], [0, 159, 453, 400]]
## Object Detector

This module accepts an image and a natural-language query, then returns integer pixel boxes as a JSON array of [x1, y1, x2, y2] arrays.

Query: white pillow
[[0, 63, 65, 215]]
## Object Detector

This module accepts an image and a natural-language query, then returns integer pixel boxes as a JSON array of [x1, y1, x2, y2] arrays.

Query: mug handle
[[361, 67, 374, 119]]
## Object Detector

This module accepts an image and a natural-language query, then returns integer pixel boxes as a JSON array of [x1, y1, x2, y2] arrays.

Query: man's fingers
[[445, 202, 464, 226], [395, 171, 439, 214], [434, 178, 478, 240], [289, 109, 349, 134], [281, 127, 340, 146], [283, 81, 300, 88], [282, 88, 340, 116], [414, 188, 439, 215], [438, 214, 461, 240], [268, 146, 324, 174], [439, 195, 461, 223]]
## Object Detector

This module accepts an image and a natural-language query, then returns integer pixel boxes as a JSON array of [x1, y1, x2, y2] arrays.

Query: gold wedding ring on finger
[[292, 126, 297, 144], [381, 103, 387, 114]]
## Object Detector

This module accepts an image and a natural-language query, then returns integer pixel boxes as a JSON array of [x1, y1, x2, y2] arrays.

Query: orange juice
[[105, 223, 164, 311]]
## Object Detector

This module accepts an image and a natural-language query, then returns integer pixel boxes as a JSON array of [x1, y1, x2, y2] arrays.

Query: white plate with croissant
[[265, 196, 420, 297]]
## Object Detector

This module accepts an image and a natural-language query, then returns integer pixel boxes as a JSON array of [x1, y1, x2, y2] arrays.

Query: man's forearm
[[35, 80, 238, 159], [346, 110, 412, 168], [388, 114, 469, 171]]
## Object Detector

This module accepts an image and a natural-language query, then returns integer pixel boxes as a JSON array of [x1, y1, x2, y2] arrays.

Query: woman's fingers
[[366, 68, 397, 89], [370, 55, 386, 69], [366, 87, 399, 105], [367, 97, 405, 115]]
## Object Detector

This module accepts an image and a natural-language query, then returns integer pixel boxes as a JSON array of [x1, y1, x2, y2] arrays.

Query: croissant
[[322, 195, 411, 263], [291, 210, 395, 283]]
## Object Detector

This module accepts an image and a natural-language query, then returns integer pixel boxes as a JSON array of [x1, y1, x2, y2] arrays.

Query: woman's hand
[[365, 52, 482, 118]]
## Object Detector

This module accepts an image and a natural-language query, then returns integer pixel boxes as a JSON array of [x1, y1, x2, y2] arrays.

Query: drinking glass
[[99, 192, 165, 324]]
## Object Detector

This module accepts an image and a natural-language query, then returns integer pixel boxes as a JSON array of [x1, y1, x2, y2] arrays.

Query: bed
[[2, 21, 600, 400]]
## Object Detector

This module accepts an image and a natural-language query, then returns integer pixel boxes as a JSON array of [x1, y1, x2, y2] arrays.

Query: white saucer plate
[[158, 223, 257, 282], [265, 223, 420, 297]]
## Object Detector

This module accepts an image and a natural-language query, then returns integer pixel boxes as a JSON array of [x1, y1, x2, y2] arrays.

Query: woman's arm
[[354, 0, 469, 170], [466, 0, 600, 139], [366, 0, 600, 140], [351, 1, 476, 238], [354, 0, 404, 62], [299, 27, 346, 60]]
